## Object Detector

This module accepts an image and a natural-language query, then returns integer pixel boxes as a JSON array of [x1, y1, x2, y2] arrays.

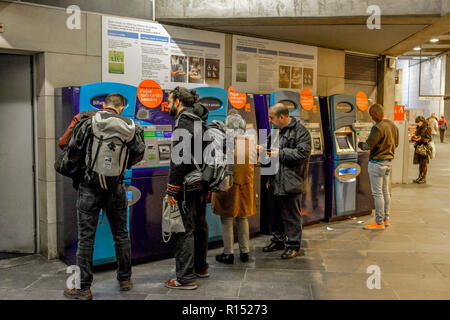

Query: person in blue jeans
[[358, 104, 399, 230]]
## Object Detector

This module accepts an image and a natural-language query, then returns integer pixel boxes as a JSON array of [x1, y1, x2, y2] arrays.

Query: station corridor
[[0, 142, 449, 300]]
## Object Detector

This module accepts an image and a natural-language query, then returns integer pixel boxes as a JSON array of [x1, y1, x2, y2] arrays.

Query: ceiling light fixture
[[413, 47, 421, 50], [430, 38, 439, 43]]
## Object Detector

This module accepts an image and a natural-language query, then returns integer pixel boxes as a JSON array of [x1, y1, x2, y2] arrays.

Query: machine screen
[[338, 167, 357, 175], [336, 136, 350, 150]]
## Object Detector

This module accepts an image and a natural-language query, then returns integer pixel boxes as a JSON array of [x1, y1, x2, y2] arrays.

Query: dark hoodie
[[166, 102, 209, 198]]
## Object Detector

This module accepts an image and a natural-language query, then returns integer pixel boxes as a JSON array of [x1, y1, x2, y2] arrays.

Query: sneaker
[[281, 248, 301, 259], [165, 279, 198, 290], [119, 280, 133, 291], [194, 269, 210, 278], [63, 288, 93, 300], [384, 220, 390, 227], [363, 221, 385, 230]]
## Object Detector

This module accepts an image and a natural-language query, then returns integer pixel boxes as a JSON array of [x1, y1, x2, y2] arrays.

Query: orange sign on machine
[[137, 79, 163, 109], [300, 89, 314, 111], [228, 86, 250, 112], [356, 91, 369, 111], [394, 105, 405, 121]]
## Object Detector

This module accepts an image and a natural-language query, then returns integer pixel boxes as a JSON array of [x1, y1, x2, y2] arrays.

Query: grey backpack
[[84, 111, 136, 190]]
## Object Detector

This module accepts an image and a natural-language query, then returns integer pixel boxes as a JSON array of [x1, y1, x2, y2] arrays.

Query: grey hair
[[225, 112, 246, 136]]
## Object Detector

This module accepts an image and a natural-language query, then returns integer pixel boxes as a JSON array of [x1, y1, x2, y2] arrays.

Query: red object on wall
[[394, 105, 405, 121]]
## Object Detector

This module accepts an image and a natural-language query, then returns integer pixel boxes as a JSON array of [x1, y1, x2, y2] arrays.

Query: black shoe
[[262, 242, 285, 252], [240, 253, 249, 262], [119, 280, 133, 291], [215, 253, 234, 264], [281, 248, 300, 259]]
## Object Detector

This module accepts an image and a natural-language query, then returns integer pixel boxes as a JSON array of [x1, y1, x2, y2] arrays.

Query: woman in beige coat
[[212, 110, 257, 264]]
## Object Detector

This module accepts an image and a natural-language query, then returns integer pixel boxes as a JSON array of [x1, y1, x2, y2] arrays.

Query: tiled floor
[[1, 141, 450, 300]]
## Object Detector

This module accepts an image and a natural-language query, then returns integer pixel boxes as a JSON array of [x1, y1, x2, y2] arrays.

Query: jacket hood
[[190, 102, 209, 121]]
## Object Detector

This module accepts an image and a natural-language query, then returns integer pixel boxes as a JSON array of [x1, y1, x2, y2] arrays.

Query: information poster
[[102, 16, 226, 89], [232, 35, 317, 94]]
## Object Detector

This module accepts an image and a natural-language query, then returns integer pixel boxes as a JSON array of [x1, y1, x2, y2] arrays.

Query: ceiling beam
[[382, 13, 450, 56]]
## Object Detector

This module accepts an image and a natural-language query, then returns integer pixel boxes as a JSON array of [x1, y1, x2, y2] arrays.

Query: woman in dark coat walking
[[412, 115, 432, 184]]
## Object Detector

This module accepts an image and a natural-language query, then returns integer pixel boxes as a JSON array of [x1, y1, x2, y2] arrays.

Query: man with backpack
[[165, 86, 210, 290], [58, 93, 145, 300], [438, 115, 448, 143]]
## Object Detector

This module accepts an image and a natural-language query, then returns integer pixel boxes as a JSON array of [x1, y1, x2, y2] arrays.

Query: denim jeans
[[173, 190, 209, 284], [368, 161, 392, 225], [270, 194, 303, 250], [76, 182, 131, 290]]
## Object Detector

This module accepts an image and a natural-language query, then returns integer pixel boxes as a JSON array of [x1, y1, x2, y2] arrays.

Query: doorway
[[0, 54, 36, 254]]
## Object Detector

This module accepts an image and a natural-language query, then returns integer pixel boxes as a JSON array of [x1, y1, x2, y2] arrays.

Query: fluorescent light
[[413, 47, 421, 50], [430, 38, 439, 43]]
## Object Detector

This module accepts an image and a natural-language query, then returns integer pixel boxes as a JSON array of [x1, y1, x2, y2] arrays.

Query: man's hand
[[267, 147, 279, 158], [168, 195, 177, 207]]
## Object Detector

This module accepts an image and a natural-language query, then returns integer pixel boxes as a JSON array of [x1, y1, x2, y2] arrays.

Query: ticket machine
[[319, 94, 361, 219], [269, 91, 326, 225], [55, 82, 175, 266], [195, 87, 229, 242], [354, 103, 375, 215]]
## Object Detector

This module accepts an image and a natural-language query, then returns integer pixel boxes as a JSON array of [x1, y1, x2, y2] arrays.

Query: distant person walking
[[427, 113, 439, 142], [412, 116, 432, 184], [438, 115, 448, 143], [358, 104, 399, 230]]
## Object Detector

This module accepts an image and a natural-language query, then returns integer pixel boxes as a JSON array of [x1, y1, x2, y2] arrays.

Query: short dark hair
[[270, 103, 290, 117], [415, 115, 426, 123], [104, 93, 125, 108], [369, 104, 384, 122], [170, 86, 199, 107]]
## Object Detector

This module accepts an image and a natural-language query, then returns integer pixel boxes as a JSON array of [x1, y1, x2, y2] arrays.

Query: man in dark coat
[[258, 103, 311, 259], [165, 86, 210, 290]]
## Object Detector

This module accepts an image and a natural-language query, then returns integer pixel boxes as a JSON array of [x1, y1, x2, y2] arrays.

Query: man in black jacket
[[165, 86, 210, 290], [258, 103, 311, 259]]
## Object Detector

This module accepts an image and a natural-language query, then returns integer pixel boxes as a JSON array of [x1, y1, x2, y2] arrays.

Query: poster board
[[102, 16, 225, 89], [232, 35, 317, 94]]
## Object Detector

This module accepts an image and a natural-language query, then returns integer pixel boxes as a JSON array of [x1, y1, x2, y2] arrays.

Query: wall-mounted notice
[[102, 16, 225, 89], [232, 35, 317, 94]]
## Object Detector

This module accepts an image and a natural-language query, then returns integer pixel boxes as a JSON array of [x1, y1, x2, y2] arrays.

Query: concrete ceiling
[[159, 15, 450, 56], [205, 24, 428, 55]]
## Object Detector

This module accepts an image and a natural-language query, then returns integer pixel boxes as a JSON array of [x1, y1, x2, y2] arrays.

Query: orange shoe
[[363, 221, 385, 230], [384, 220, 390, 227]]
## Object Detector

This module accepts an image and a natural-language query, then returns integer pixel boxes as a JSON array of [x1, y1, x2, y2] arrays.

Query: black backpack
[[175, 112, 234, 192]]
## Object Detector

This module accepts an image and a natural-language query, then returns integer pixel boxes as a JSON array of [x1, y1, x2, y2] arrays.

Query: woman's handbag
[[416, 143, 430, 157], [162, 195, 185, 243]]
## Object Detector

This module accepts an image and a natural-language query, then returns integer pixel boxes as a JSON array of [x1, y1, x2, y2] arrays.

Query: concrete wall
[[0, 2, 102, 258], [7, 0, 153, 20], [156, 0, 449, 19], [317, 47, 345, 96]]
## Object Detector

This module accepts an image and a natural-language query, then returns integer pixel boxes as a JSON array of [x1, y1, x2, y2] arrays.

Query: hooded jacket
[[166, 102, 209, 198]]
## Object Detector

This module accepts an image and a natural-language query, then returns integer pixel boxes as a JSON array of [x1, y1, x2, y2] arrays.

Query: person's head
[[168, 86, 199, 117], [431, 113, 436, 118], [225, 109, 246, 135], [368, 103, 384, 123], [268, 103, 291, 129], [415, 115, 426, 127], [441, 115, 445, 120], [103, 93, 125, 114]]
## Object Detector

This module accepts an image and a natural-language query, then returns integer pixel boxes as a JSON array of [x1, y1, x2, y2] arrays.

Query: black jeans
[[173, 190, 209, 284], [76, 182, 131, 290], [440, 129, 445, 142], [270, 194, 303, 250]]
